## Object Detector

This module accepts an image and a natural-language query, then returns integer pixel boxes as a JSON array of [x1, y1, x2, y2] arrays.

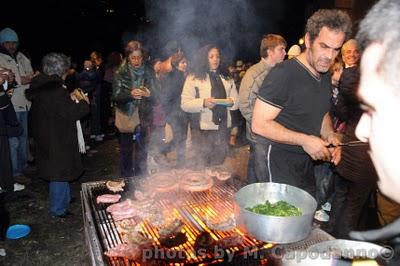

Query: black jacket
[[25, 74, 89, 181], [0, 91, 22, 137], [161, 67, 186, 116]]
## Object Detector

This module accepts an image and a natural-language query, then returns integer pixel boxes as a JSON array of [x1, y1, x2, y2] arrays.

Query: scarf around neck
[[209, 70, 227, 126]]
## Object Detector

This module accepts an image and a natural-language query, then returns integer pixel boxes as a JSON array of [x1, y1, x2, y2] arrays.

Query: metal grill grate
[[81, 179, 334, 265]]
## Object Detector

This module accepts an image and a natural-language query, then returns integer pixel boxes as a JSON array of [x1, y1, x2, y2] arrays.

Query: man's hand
[[326, 132, 342, 165], [301, 135, 332, 161], [71, 89, 89, 104], [203, 97, 216, 109]]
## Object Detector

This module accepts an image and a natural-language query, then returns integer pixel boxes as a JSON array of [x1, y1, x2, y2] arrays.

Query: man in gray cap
[[0, 27, 35, 185]]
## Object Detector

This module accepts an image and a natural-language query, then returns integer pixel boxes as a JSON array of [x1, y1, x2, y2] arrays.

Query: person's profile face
[[356, 43, 400, 203], [177, 58, 187, 72], [268, 44, 287, 65]]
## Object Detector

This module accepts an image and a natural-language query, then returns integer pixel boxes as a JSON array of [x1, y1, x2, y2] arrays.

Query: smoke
[[141, 0, 286, 63]]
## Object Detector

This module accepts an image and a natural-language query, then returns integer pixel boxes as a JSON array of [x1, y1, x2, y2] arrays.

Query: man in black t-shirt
[[252, 9, 352, 196]]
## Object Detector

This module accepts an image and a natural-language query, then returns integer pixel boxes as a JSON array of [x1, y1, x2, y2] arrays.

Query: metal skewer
[[327, 140, 368, 148]]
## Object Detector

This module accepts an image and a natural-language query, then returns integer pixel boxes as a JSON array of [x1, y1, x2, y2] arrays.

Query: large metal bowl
[[234, 182, 317, 244]]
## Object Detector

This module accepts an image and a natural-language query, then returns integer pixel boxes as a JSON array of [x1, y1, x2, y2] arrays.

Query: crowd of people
[[1, 1, 400, 262]]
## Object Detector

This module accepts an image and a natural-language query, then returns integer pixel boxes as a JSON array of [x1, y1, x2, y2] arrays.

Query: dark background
[[1, 0, 376, 70]]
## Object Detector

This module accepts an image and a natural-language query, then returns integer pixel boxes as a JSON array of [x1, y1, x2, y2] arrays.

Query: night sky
[[1, 0, 374, 70]]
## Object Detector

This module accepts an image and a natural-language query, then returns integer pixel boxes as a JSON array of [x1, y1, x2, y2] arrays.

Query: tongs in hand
[[326, 140, 368, 148]]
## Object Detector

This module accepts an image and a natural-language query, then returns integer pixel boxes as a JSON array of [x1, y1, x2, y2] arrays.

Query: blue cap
[[0, 27, 19, 43]]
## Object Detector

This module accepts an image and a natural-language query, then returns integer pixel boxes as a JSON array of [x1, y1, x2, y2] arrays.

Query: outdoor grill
[[81, 175, 334, 265]]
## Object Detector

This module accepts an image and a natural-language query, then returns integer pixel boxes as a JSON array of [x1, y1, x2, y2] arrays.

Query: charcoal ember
[[159, 232, 188, 248], [194, 232, 216, 253]]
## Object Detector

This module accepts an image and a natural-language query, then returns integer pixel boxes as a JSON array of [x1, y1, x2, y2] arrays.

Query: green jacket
[[111, 60, 159, 127]]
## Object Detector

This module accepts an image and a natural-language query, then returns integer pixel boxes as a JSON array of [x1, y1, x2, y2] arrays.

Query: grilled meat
[[216, 233, 244, 249], [159, 219, 184, 237], [159, 232, 188, 248], [194, 232, 216, 252], [104, 243, 141, 260], [206, 214, 236, 231], [106, 179, 125, 193], [180, 172, 214, 192], [96, 194, 121, 204]]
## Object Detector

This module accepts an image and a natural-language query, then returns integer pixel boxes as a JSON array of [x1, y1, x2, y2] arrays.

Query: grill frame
[[81, 179, 334, 265]]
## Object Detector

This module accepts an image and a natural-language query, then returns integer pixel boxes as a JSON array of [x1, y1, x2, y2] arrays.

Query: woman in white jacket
[[181, 44, 238, 166]]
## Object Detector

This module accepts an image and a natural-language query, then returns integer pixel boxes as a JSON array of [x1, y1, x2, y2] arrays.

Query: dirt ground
[[0, 135, 249, 266]]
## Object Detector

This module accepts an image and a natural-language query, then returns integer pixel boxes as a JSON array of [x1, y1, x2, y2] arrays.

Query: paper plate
[[6, 224, 31, 239]]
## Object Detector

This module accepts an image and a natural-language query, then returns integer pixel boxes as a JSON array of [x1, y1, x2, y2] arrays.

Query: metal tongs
[[326, 140, 368, 148]]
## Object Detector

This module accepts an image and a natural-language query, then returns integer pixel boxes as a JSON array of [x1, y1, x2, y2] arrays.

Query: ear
[[265, 48, 271, 58], [305, 32, 311, 49]]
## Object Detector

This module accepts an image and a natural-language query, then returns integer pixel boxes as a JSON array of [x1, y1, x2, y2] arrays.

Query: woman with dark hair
[[112, 47, 159, 177], [25, 52, 90, 218], [181, 45, 238, 167]]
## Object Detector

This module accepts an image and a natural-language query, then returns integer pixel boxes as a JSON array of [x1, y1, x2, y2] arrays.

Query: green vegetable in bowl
[[246, 200, 302, 217]]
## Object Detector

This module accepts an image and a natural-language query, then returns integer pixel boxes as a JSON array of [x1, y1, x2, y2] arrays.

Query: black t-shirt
[[257, 58, 331, 153]]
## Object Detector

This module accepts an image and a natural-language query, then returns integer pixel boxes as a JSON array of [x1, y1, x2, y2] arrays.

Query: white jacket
[[0, 51, 33, 111], [181, 73, 239, 130]]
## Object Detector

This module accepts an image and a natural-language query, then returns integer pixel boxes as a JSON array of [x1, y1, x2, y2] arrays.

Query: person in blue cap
[[0, 27, 35, 186]]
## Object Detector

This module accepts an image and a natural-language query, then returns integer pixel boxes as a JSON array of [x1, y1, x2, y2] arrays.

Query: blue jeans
[[8, 111, 28, 177], [49, 181, 71, 216]]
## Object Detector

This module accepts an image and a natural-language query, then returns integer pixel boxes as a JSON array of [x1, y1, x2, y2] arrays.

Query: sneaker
[[85, 145, 91, 151], [314, 209, 330, 222], [95, 135, 103, 142], [13, 183, 25, 192], [90, 134, 96, 139], [14, 175, 31, 184], [321, 202, 332, 212]]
